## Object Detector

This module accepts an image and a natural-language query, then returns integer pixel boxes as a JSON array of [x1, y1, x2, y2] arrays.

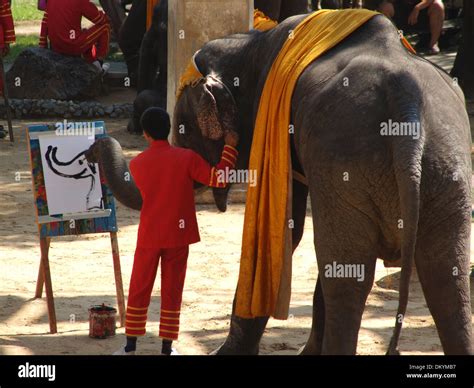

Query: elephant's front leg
[[216, 180, 309, 355]]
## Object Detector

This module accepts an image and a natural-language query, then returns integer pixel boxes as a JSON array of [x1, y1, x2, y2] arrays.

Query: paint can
[[88, 304, 117, 339]]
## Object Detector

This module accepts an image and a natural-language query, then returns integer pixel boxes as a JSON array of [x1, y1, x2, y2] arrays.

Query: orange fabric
[[401, 35, 416, 54], [235, 9, 380, 320], [253, 9, 277, 32], [147, 0, 160, 30], [176, 52, 204, 100]]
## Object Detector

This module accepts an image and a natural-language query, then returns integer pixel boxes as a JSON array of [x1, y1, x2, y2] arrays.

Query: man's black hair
[[140, 107, 171, 140]]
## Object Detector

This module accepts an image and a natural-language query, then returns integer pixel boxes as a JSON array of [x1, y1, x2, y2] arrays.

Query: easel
[[34, 232, 125, 334], [27, 122, 125, 334]]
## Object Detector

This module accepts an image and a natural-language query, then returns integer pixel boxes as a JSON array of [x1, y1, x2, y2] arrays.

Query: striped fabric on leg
[[159, 309, 180, 340], [125, 306, 148, 337]]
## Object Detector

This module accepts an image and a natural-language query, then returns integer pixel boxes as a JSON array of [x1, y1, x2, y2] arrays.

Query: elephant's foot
[[298, 342, 321, 355], [386, 348, 401, 356], [127, 117, 142, 134], [214, 337, 259, 356]]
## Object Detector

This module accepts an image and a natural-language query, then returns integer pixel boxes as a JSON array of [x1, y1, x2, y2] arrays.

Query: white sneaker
[[92, 60, 102, 72], [113, 347, 136, 355], [101, 62, 111, 75], [162, 348, 179, 356], [92, 61, 110, 76]]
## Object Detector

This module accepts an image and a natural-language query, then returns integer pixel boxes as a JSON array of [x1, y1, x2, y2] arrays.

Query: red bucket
[[88, 304, 117, 339]]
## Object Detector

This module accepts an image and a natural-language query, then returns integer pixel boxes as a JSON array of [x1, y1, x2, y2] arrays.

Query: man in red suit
[[39, 0, 111, 72], [0, 0, 15, 140], [114, 107, 239, 355]]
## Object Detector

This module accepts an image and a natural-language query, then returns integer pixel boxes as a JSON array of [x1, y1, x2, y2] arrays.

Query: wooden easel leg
[[35, 260, 44, 298], [35, 238, 50, 298], [110, 232, 125, 327], [40, 237, 57, 334]]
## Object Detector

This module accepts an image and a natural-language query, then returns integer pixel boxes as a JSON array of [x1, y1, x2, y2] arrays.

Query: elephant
[[128, 0, 310, 134], [169, 13, 473, 355], [85, 137, 143, 211], [99, 0, 127, 41], [118, 0, 148, 85]]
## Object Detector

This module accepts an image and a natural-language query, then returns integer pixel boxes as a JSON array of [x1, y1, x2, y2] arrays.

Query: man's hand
[[408, 7, 419, 25], [224, 130, 239, 148]]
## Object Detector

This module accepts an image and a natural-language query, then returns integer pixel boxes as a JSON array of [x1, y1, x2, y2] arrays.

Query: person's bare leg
[[428, 0, 445, 52]]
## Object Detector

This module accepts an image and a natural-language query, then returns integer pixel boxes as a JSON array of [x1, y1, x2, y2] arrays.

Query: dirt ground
[[0, 119, 473, 356]]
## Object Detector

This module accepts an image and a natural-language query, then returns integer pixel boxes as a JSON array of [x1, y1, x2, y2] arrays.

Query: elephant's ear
[[196, 77, 224, 141]]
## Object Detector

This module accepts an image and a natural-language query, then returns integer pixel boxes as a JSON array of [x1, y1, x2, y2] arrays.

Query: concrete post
[[167, 0, 254, 118]]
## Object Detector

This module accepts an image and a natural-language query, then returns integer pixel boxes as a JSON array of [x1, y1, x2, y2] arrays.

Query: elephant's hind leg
[[414, 205, 472, 355], [309, 186, 379, 354], [317, 244, 377, 355]]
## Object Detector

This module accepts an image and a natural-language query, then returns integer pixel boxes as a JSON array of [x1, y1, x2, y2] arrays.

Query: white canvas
[[39, 134, 103, 216]]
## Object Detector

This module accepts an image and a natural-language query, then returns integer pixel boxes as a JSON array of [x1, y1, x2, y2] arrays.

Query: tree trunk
[[452, 0, 474, 99]]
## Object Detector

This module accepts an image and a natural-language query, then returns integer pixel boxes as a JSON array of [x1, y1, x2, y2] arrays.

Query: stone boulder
[[6, 48, 103, 100]]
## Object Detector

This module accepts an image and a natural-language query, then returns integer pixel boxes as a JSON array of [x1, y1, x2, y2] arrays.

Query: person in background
[[393, 0, 445, 54], [0, 0, 15, 140], [364, 0, 396, 18], [374, 0, 395, 19], [114, 107, 239, 355], [39, 0, 111, 73]]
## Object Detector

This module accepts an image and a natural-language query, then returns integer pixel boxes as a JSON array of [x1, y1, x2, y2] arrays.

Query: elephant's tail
[[385, 71, 425, 355], [85, 137, 143, 211]]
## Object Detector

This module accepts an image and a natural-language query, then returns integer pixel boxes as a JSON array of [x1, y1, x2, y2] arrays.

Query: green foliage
[[11, 0, 43, 21], [5, 34, 38, 62]]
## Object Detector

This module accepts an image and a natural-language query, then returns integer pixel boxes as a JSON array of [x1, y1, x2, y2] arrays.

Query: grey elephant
[[91, 13, 472, 354], [170, 13, 472, 355], [128, 0, 309, 134]]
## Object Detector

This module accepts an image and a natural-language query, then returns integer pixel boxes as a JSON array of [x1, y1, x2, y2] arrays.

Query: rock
[[7, 48, 103, 100], [42, 101, 55, 111]]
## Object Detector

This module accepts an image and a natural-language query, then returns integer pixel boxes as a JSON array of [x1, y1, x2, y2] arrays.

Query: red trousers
[[125, 245, 189, 341], [52, 22, 110, 63]]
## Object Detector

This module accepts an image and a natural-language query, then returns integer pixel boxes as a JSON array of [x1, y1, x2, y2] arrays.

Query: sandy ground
[[0, 119, 473, 356]]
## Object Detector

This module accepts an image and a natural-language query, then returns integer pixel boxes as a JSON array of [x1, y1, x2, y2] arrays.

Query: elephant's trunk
[[85, 137, 143, 211], [212, 187, 230, 212]]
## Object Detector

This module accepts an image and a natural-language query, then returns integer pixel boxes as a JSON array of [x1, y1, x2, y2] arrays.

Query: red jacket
[[39, 0, 107, 51], [0, 0, 15, 49], [130, 141, 238, 249]]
